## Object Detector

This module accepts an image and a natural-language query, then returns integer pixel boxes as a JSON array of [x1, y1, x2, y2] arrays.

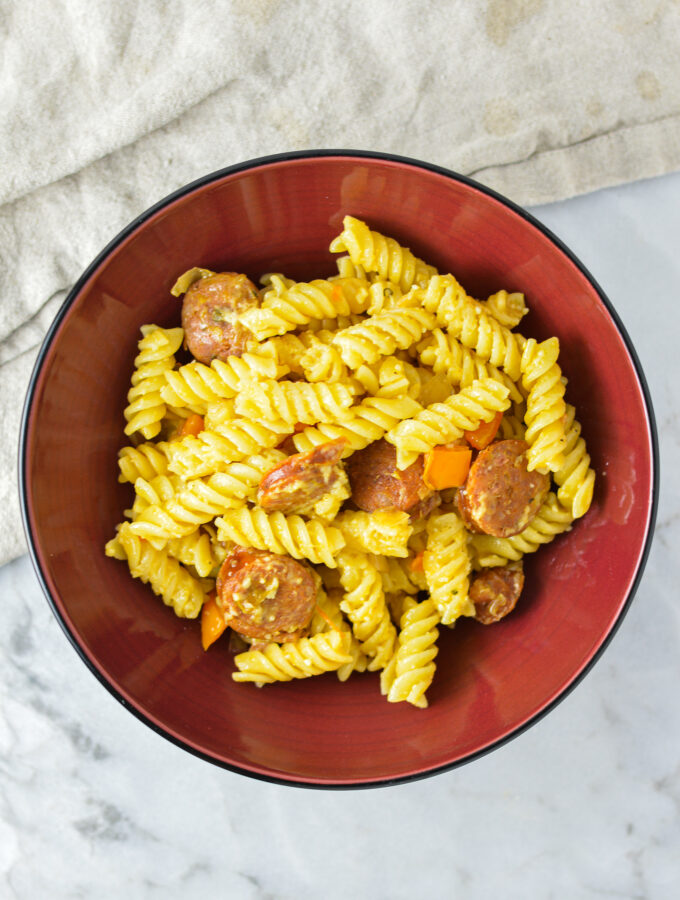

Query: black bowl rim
[[18, 148, 659, 790]]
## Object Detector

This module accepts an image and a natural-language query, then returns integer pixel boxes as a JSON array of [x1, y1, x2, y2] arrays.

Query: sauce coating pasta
[[105, 215, 596, 708]]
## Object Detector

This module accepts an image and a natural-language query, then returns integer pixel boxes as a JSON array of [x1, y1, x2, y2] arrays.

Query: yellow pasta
[[238, 277, 371, 339], [117, 442, 170, 484], [553, 404, 596, 519], [469, 493, 573, 567], [381, 596, 440, 708], [520, 337, 567, 474], [335, 510, 413, 557], [332, 307, 436, 370], [123, 325, 184, 439], [291, 396, 422, 456], [423, 512, 474, 625], [214, 507, 346, 568], [160, 353, 288, 412], [310, 589, 369, 681], [385, 377, 511, 469], [232, 630, 353, 684], [234, 379, 356, 425], [107, 213, 595, 709], [330, 215, 437, 292], [129, 452, 285, 542], [337, 552, 397, 670], [165, 420, 290, 479], [417, 328, 523, 403], [107, 523, 208, 618]]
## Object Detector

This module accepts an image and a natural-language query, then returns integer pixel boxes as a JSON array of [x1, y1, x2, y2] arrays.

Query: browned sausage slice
[[470, 564, 524, 624], [457, 440, 549, 538], [217, 547, 317, 642], [181, 272, 259, 363], [345, 439, 435, 516], [257, 439, 347, 514]]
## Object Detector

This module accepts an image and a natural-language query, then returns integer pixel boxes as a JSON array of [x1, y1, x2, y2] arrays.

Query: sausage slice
[[257, 439, 347, 514], [470, 564, 524, 624], [457, 440, 549, 538], [345, 439, 435, 517], [217, 547, 316, 642], [181, 272, 259, 363]]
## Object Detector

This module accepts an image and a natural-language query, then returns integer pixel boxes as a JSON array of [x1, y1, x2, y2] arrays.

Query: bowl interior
[[22, 154, 655, 785]]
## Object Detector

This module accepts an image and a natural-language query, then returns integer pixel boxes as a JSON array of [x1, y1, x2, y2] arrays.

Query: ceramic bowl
[[20, 151, 658, 787]]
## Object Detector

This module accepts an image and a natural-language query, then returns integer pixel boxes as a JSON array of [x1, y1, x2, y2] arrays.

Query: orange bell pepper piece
[[201, 593, 227, 651], [423, 445, 472, 490], [178, 414, 205, 438], [464, 411, 503, 450]]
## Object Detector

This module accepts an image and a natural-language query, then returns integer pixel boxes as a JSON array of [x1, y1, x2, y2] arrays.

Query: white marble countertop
[[2, 172, 679, 899]]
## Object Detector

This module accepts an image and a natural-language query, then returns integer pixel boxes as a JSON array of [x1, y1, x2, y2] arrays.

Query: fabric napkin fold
[[2, 0, 680, 565]]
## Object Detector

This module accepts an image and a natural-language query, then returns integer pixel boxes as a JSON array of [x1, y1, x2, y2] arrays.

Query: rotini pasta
[[238, 277, 371, 339], [469, 493, 573, 567], [385, 377, 511, 469], [423, 512, 474, 625], [165, 420, 290, 479], [291, 396, 422, 456], [553, 405, 596, 519], [332, 307, 436, 370], [234, 379, 356, 426], [160, 352, 288, 412], [232, 630, 353, 684], [123, 325, 184, 439], [129, 453, 285, 542], [337, 552, 397, 670], [380, 596, 440, 708], [335, 510, 413, 557], [118, 442, 170, 484], [214, 507, 346, 567], [107, 213, 595, 709], [329, 215, 437, 292], [520, 337, 567, 474], [107, 523, 208, 618]]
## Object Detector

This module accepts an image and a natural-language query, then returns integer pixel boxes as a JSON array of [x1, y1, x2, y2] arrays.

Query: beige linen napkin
[[2, 0, 679, 564]]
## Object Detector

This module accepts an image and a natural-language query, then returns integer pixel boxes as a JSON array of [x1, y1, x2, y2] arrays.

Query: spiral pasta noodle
[[239, 277, 371, 339], [118, 442, 170, 484], [553, 405, 596, 519], [235, 379, 356, 426], [214, 507, 346, 567], [337, 552, 397, 670], [107, 523, 208, 618], [385, 377, 511, 469], [160, 353, 287, 412], [332, 307, 436, 370], [520, 337, 567, 474], [470, 493, 574, 567], [329, 215, 437, 292], [423, 512, 474, 625], [380, 596, 440, 708], [166, 531, 217, 579], [310, 589, 368, 681], [129, 453, 285, 542], [232, 630, 353, 684], [166, 420, 290, 479], [123, 325, 184, 439], [423, 275, 525, 380], [417, 328, 523, 403], [335, 510, 413, 558], [481, 290, 528, 329], [291, 396, 422, 456]]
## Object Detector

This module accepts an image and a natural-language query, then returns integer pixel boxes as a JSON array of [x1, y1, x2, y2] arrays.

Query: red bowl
[[20, 151, 658, 787]]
